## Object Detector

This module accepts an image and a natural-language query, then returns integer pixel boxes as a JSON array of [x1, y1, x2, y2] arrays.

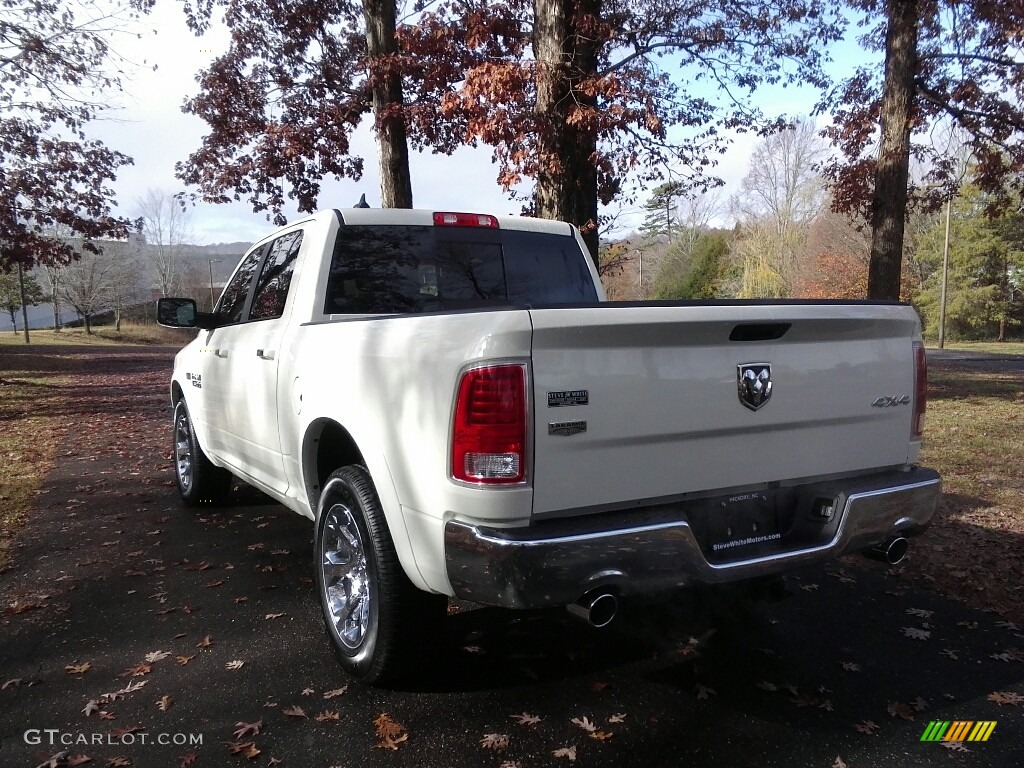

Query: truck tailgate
[[528, 303, 922, 516]]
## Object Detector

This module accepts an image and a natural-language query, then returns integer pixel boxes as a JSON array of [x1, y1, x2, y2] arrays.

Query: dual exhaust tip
[[569, 536, 909, 625]]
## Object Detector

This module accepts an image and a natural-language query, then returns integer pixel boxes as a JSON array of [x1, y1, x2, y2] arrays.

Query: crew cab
[[158, 207, 941, 684]]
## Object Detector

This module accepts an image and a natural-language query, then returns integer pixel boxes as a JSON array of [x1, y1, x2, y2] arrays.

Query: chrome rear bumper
[[444, 467, 941, 609]]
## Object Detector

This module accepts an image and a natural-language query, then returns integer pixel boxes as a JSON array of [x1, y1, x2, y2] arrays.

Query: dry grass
[[0, 370, 67, 569], [895, 363, 1024, 620], [0, 323, 186, 568], [0, 322, 193, 348]]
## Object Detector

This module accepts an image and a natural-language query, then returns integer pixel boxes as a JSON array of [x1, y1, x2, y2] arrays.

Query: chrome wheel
[[174, 407, 193, 492], [320, 501, 370, 650]]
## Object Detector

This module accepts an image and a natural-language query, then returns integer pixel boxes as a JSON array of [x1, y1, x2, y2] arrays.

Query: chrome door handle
[[256, 349, 275, 360]]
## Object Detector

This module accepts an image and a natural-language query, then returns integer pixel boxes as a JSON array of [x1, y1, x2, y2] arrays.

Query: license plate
[[705, 491, 782, 561]]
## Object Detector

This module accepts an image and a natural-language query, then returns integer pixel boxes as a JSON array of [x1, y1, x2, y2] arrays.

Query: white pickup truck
[[158, 207, 940, 684]]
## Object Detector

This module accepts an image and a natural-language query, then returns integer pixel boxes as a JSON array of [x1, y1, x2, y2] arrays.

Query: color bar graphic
[[921, 720, 996, 742]]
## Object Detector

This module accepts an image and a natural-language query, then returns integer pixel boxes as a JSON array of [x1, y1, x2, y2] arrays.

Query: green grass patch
[[927, 340, 1024, 356]]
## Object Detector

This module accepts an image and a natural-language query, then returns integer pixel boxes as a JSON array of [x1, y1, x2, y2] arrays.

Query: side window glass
[[217, 247, 264, 324], [250, 231, 302, 321]]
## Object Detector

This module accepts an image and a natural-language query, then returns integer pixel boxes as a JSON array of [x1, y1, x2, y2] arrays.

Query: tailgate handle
[[730, 323, 791, 342]]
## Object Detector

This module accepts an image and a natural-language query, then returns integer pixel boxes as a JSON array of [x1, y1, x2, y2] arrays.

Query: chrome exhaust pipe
[[864, 536, 909, 565], [567, 590, 618, 628]]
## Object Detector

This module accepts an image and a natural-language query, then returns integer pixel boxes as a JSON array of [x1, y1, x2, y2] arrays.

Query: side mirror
[[157, 298, 198, 328]]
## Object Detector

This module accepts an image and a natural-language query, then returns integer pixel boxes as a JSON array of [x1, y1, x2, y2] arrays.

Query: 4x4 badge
[[737, 363, 772, 411]]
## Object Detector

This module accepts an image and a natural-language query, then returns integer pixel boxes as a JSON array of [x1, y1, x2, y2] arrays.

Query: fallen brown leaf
[[375, 733, 409, 751], [480, 733, 510, 750], [987, 691, 1024, 706], [227, 741, 261, 759], [373, 712, 405, 740], [510, 712, 541, 726], [233, 720, 263, 739], [887, 702, 915, 721], [570, 716, 597, 733], [156, 695, 173, 712], [282, 705, 307, 719], [66, 662, 92, 675]]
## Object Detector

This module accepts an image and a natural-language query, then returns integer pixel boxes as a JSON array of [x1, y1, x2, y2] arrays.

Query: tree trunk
[[8, 308, 16, 333], [533, 0, 601, 267], [84, 313, 92, 335], [867, 0, 918, 300], [52, 295, 60, 332], [363, 0, 413, 209]]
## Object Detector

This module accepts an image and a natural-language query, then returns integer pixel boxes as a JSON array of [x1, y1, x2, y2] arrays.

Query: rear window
[[324, 225, 598, 314]]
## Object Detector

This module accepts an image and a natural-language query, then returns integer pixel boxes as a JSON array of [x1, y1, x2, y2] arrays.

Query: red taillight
[[913, 342, 927, 438], [452, 365, 527, 484], [433, 211, 499, 228]]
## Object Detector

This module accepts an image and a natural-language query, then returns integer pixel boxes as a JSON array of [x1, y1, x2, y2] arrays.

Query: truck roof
[[331, 207, 575, 236]]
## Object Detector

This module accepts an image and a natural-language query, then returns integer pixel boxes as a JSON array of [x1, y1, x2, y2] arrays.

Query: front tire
[[315, 465, 444, 685], [172, 399, 232, 506]]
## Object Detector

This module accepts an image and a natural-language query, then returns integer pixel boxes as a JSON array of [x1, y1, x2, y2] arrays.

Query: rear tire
[[315, 465, 445, 685], [172, 399, 232, 506]]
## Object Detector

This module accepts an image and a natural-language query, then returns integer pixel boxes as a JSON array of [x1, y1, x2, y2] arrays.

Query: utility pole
[[17, 259, 30, 344], [938, 196, 952, 350], [208, 259, 222, 311]]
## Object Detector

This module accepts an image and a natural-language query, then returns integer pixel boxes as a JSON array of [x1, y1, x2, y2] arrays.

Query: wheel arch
[[302, 418, 431, 592]]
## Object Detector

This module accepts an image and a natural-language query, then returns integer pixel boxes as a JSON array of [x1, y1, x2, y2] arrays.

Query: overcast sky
[[92, 2, 853, 246]]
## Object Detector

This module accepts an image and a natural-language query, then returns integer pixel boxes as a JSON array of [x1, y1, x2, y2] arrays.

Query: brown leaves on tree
[[177, 0, 845, 262]]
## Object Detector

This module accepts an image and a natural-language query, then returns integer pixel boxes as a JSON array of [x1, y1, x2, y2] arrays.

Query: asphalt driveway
[[1, 346, 1021, 768]]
